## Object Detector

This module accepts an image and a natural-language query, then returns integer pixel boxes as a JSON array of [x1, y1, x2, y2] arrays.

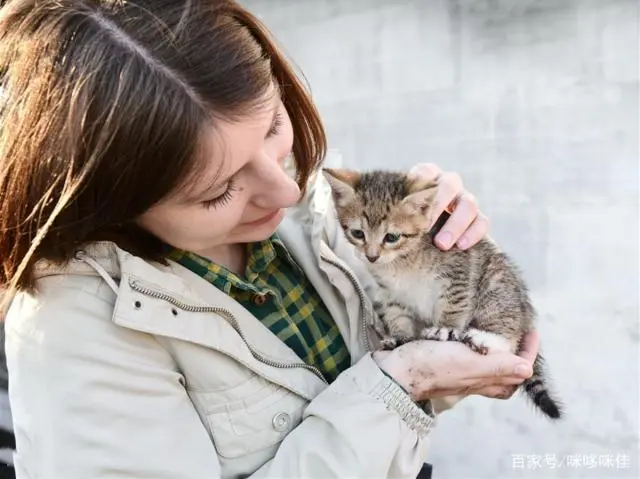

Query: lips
[[243, 209, 280, 226]]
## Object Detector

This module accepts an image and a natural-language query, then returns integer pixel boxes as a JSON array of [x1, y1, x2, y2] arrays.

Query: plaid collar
[[167, 234, 290, 294], [245, 234, 285, 282]]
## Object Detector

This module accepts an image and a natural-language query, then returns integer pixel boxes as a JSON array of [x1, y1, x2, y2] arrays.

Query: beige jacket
[[5, 171, 439, 479]]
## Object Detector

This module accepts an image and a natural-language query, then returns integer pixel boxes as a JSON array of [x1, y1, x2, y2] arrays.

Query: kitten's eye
[[384, 233, 400, 244], [350, 229, 365, 240]]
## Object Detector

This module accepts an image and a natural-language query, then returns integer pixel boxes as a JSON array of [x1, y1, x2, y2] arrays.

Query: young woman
[[0, 1, 538, 478]]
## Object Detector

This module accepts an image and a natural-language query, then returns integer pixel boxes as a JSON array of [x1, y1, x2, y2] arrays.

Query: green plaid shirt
[[169, 235, 351, 383]]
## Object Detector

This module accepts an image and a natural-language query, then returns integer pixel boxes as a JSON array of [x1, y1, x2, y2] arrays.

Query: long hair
[[0, 0, 326, 304]]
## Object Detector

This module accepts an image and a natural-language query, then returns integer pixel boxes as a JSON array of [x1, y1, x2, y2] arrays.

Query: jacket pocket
[[197, 375, 308, 459]]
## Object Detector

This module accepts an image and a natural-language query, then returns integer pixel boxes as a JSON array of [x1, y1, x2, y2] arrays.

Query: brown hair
[[0, 0, 326, 297]]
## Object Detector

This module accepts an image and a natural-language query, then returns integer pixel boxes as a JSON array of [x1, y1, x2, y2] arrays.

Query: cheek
[[340, 230, 366, 254], [138, 201, 246, 249], [353, 242, 367, 253], [381, 239, 409, 256], [139, 208, 199, 246], [384, 241, 403, 250], [138, 206, 176, 242]]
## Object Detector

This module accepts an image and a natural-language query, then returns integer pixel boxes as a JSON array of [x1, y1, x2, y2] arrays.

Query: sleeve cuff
[[353, 353, 435, 438]]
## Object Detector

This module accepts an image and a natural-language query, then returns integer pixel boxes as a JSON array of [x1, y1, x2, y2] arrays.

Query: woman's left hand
[[409, 163, 489, 251]]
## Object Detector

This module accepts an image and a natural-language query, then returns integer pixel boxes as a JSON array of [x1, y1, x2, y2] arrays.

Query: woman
[[0, 1, 538, 478]]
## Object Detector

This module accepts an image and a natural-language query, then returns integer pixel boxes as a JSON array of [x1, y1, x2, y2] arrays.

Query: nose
[[251, 153, 300, 209], [366, 254, 380, 263]]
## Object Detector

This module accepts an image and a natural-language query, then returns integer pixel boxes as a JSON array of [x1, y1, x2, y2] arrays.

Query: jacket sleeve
[[250, 353, 434, 478], [5, 279, 222, 479], [6, 280, 434, 479]]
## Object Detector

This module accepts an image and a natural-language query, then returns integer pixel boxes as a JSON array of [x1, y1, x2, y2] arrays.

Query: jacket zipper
[[319, 254, 372, 353], [128, 278, 329, 385]]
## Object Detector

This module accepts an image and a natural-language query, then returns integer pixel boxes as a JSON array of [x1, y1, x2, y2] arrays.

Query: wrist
[[372, 350, 418, 400]]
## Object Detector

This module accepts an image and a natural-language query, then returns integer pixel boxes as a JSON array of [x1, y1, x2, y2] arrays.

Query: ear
[[322, 168, 361, 207], [400, 175, 438, 217]]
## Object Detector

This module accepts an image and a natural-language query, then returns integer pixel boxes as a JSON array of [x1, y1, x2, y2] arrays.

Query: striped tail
[[522, 354, 562, 419]]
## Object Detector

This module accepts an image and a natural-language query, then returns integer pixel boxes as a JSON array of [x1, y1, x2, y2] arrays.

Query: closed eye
[[267, 112, 283, 138], [201, 179, 236, 210]]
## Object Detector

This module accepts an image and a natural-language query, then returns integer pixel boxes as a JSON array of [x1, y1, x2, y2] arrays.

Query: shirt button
[[252, 293, 267, 306], [272, 412, 291, 432]]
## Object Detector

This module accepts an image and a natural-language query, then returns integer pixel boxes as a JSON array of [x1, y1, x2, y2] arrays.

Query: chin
[[237, 209, 286, 241]]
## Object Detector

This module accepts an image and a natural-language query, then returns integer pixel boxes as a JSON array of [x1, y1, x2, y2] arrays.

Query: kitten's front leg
[[374, 300, 418, 350], [372, 299, 395, 350], [372, 300, 395, 350]]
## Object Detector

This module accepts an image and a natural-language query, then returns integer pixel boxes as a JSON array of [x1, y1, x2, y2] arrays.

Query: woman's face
[[138, 89, 299, 258]]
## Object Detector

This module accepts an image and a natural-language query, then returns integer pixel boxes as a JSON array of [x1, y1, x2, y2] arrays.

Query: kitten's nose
[[366, 254, 380, 263]]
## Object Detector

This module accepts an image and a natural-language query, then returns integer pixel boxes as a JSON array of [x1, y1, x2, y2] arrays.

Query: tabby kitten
[[323, 168, 562, 420]]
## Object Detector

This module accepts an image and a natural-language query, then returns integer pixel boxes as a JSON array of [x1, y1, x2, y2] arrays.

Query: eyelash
[[268, 112, 283, 137], [201, 179, 237, 210], [200, 113, 281, 210]]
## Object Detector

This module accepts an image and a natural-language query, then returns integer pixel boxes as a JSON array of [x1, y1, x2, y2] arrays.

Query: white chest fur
[[374, 268, 443, 325], [373, 267, 514, 354]]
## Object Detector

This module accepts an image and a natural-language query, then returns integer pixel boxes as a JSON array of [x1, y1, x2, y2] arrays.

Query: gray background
[[241, 1, 639, 478]]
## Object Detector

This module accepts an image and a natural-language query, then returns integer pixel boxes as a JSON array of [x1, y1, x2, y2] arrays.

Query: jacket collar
[[32, 172, 364, 400], [31, 171, 370, 398], [42, 236, 331, 400]]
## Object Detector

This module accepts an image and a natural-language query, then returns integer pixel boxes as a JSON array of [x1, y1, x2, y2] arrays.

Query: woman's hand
[[408, 163, 488, 251], [373, 330, 540, 402]]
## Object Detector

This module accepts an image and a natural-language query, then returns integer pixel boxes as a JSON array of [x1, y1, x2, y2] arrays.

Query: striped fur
[[324, 168, 562, 420]]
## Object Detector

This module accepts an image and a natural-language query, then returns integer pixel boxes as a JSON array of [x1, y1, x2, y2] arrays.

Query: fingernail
[[437, 231, 453, 248], [408, 165, 423, 176], [514, 364, 532, 377], [409, 164, 432, 177], [457, 236, 469, 249]]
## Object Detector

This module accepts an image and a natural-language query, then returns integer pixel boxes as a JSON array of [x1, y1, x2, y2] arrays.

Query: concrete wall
[[241, 1, 639, 477]]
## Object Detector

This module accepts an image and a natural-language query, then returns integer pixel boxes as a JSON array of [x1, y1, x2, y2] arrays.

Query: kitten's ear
[[401, 175, 439, 217], [322, 168, 360, 207]]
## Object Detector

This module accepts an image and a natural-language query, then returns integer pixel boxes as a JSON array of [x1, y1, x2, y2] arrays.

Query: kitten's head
[[323, 168, 437, 266]]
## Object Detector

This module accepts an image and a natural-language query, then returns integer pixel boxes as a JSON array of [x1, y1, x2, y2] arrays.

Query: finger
[[434, 192, 479, 250], [493, 375, 529, 387], [428, 171, 464, 230], [455, 213, 490, 250], [468, 371, 529, 389], [518, 330, 540, 364], [408, 163, 443, 182], [475, 385, 518, 400]]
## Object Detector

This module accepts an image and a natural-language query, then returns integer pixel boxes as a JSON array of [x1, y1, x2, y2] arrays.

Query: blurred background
[[241, 0, 639, 478]]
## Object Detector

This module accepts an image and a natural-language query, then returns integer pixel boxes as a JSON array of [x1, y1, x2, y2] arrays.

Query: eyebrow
[[181, 98, 281, 203]]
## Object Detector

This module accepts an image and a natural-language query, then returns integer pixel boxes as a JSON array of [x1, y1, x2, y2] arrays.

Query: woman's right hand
[[373, 331, 539, 401]]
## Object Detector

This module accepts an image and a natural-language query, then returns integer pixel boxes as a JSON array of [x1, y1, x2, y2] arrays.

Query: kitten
[[323, 168, 562, 420]]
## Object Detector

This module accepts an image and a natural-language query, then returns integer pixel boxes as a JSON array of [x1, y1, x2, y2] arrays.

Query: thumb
[[474, 352, 533, 380], [408, 163, 442, 181]]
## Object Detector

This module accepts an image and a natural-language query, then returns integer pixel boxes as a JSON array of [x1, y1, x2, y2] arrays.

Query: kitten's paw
[[379, 336, 398, 350], [459, 329, 512, 355], [460, 332, 489, 355], [392, 328, 417, 346], [420, 326, 463, 342], [383, 309, 418, 346], [372, 320, 390, 340]]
